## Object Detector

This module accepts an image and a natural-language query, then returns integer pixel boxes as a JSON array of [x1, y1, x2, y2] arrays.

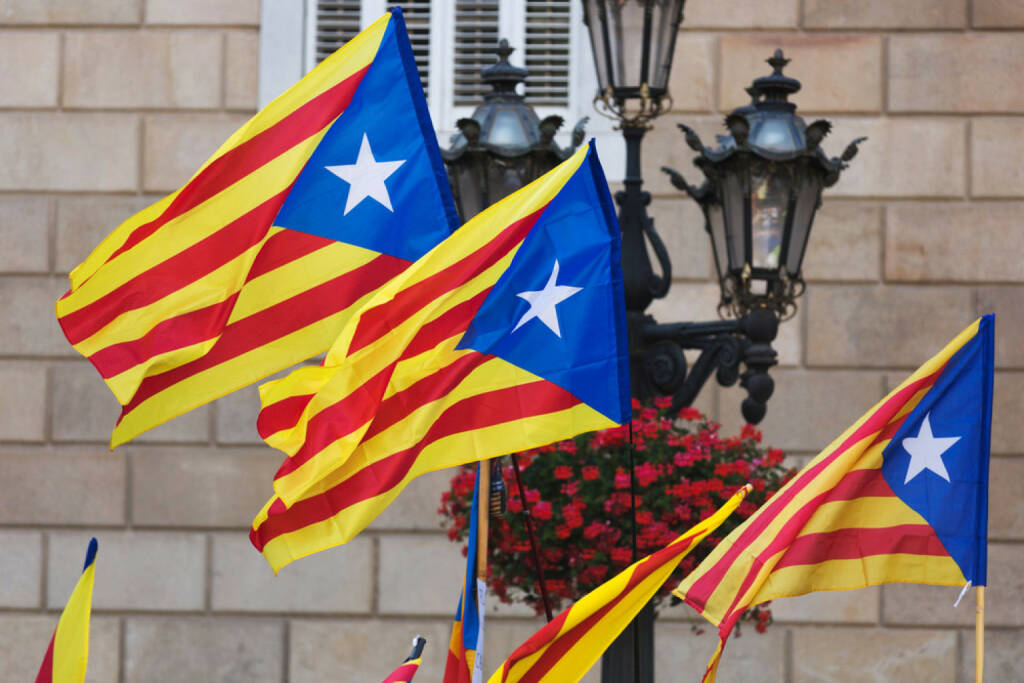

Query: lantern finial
[[766, 49, 790, 75]]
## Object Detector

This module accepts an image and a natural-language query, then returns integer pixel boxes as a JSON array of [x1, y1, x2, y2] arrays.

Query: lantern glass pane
[[749, 167, 791, 270], [582, 0, 612, 91], [617, 1, 643, 87], [785, 169, 823, 275], [706, 200, 728, 280], [650, 0, 685, 90], [720, 170, 746, 271], [488, 108, 530, 148]]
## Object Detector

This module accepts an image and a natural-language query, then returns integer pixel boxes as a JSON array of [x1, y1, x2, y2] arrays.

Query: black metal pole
[[510, 453, 554, 622]]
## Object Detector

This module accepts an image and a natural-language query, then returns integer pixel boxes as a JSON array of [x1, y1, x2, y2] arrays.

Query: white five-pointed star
[[512, 260, 582, 338], [326, 133, 406, 215], [901, 412, 960, 484]]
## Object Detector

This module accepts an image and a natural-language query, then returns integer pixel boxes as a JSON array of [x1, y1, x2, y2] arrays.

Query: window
[[258, 0, 623, 179]]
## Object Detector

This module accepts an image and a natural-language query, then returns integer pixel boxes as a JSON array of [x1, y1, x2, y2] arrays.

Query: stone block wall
[[0, 1, 1020, 680]]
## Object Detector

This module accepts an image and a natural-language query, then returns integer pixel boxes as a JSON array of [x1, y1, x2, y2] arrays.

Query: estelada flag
[[250, 140, 630, 571], [36, 538, 98, 683], [444, 464, 485, 683], [55, 8, 457, 448], [381, 635, 426, 683], [489, 486, 750, 683], [675, 315, 994, 682]]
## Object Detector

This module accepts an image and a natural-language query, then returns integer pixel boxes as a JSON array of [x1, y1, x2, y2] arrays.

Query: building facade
[[0, 0, 1022, 680]]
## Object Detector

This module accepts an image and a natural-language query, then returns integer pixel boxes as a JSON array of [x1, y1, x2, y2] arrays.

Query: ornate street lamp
[[663, 50, 866, 321], [442, 40, 587, 221]]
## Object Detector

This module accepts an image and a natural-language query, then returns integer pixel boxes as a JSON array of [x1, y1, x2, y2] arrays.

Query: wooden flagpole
[[476, 460, 490, 581], [975, 585, 985, 682]]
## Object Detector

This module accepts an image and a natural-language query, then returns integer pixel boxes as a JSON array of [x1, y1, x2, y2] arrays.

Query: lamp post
[[442, 40, 587, 222]]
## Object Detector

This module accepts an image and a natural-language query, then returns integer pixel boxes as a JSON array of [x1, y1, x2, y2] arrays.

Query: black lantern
[[582, 0, 687, 123], [442, 40, 587, 221], [664, 50, 865, 318]]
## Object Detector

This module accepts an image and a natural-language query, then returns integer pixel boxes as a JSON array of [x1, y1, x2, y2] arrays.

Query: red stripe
[[502, 535, 698, 682], [34, 632, 55, 683], [824, 467, 896, 503], [347, 208, 543, 355], [269, 290, 492, 480], [99, 66, 370, 270], [774, 524, 950, 571], [60, 191, 289, 346], [381, 661, 419, 683], [683, 368, 943, 615], [258, 393, 316, 440], [245, 228, 340, 283], [118, 251, 408, 417], [88, 292, 241, 379], [251, 378, 581, 549]]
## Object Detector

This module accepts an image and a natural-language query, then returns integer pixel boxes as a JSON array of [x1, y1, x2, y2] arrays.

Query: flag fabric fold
[[488, 485, 751, 683], [381, 635, 426, 683], [674, 315, 995, 682], [55, 8, 457, 448], [250, 140, 631, 572], [36, 538, 98, 683], [445, 465, 486, 683]]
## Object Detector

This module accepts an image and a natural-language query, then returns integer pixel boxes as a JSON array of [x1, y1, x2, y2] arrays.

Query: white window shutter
[[453, 1, 501, 106], [314, 1, 363, 63], [522, 0, 571, 107]]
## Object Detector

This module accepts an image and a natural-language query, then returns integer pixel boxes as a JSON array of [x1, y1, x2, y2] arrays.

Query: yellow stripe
[[799, 496, 925, 536], [51, 563, 95, 683], [492, 486, 749, 683], [259, 401, 616, 572], [66, 14, 391, 290], [758, 554, 965, 601]]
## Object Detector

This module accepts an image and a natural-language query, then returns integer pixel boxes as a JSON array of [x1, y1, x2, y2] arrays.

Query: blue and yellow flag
[[676, 315, 994, 681], [36, 538, 98, 683], [250, 140, 630, 571], [445, 466, 485, 683]]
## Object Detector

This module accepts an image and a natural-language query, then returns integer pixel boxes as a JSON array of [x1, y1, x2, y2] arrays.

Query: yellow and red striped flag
[[381, 635, 426, 683], [675, 316, 994, 682], [250, 140, 631, 571], [35, 538, 97, 683], [487, 485, 750, 683], [55, 9, 457, 448]]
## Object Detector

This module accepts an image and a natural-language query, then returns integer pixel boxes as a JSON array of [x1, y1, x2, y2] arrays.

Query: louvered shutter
[[313, 0, 431, 97], [452, 1, 501, 106], [523, 0, 571, 107]]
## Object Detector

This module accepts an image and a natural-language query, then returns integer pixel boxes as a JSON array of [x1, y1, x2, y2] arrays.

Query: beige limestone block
[[0, 447, 125, 524], [63, 30, 221, 109], [683, 0, 799, 28], [0, 277, 70, 355], [802, 202, 881, 283], [48, 531, 205, 611], [377, 533, 466, 615], [666, 35, 715, 113], [0, 361, 47, 440], [988, 457, 1024, 540], [719, 35, 883, 113], [0, 195, 49, 273], [0, 113, 139, 191], [792, 627, 956, 682], [823, 117, 966, 199], [124, 617, 282, 683], [771, 585, 880, 624], [0, 615, 119, 683], [225, 29, 259, 110], [992, 372, 1024, 455], [976, 287, 1024, 368], [290, 619, 451, 683], [959, 628, 1024, 682], [805, 285, 972, 367], [131, 447, 278, 527], [803, 0, 967, 28], [972, 117, 1024, 198], [0, 531, 41, 608], [0, 31, 58, 107], [656, 620, 786, 681], [973, 0, 1024, 27], [647, 197, 713, 282], [371, 468, 452, 531], [55, 195, 149, 273], [143, 113, 249, 191], [211, 533, 373, 613], [145, 0, 258, 26], [890, 35, 1024, 113], [719, 368, 885, 452], [885, 203, 1024, 283], [0, 0, 140, 24]]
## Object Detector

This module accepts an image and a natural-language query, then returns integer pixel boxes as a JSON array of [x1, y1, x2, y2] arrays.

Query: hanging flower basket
[[439, 398, 794, 630]]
